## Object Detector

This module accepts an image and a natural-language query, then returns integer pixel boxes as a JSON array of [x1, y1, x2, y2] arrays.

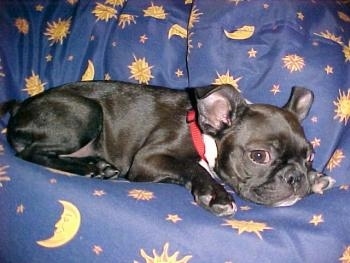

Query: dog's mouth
[[240, 188, 307, 207], [231, 165, 312, 206], [241, 182, 309, 206], [235, 170, 335, 206]]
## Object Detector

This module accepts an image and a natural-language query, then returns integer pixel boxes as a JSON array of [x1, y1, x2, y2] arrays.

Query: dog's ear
[[283, 87, 314, 121], [195, 84, 246, 136]]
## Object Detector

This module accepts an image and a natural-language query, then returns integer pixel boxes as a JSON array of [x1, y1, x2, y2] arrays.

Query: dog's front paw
[[87, 160, 120, 179], [193, 184, 237, 216], [310, 172, 336, 194]]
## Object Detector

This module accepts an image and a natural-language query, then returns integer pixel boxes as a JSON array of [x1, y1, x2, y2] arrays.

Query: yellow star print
[[309, 214, 324, 226], [248, 48, 257, 58], [166, 214, 182, 223], [270, 84, 281, 95]]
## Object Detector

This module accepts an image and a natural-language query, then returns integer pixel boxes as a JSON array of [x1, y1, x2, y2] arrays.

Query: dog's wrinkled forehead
[[195, 85, 314, 139], [243, 104, 305, 137], [236, 104, 310, 151]]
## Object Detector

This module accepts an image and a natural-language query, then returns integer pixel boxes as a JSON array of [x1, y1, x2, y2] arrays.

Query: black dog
[[0, 81, 334, 216]]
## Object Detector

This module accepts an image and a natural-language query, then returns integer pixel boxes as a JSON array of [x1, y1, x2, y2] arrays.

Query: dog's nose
[[285, 172, 302, 185]]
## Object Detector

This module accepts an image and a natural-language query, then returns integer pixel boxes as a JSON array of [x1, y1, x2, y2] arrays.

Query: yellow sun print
[[118, 14, 137, 29], [212, 70, 242, 92], [14, 18, 29, 34], [188, 5, 203, 29], [343, 41, 350, 62], [340, 246, 350, 263], [92, 3, 117, 22], [128, 55, 154, 84], [314, 31, 350, 62], [44, 17, 71, 45], [137, 242, 192, 263], [327, 149, 345, 171], [23, 71, 46, 96], [222, 219, 273, 239], [334, 89, 350, 125], [143, 2, 167, 20], [105, 0, 125, 7], [187, 32, 194, 52], [282, 54, 305, 73], [128, 189, 155, 201], [66, 0, 78, 5], [0, 165, 10, 187], [314, 31, 343, 45], [338, 11, 350, 23]]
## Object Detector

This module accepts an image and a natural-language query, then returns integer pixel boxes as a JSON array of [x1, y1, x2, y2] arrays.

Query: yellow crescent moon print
[[168, 24, 187, 39], [224, 25, 255, 40], [81, 60, 95, 81], [37, 200, 81, 248]]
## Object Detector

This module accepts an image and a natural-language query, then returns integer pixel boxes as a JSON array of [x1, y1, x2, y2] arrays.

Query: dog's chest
[[199, 134, 221, 181]]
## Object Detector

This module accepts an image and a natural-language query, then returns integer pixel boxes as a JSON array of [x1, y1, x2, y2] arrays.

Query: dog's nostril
[[285, 173, 301, 185]]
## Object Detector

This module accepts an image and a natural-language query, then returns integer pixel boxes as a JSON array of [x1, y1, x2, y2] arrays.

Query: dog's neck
[[187, 110, 218, 179], [188, 99, 252, 178]]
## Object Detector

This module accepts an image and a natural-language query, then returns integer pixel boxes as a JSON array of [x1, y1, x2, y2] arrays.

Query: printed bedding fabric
[[0, 1, 349, 263]]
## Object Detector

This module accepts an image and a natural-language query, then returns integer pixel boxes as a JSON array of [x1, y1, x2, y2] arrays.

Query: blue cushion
[[0, 1, 350, 262]]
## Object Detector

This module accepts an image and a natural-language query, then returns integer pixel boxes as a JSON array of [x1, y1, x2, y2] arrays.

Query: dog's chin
[[271, 195, 302, 207], [240, 192, 304, 207], [236, 183, 310, 207]]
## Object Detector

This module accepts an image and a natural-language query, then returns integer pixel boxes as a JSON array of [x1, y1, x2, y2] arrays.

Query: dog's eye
[[249, 150, 271, 164]]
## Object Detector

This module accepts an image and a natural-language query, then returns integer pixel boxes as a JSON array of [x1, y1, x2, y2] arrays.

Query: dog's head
[[196, 85, 334, 206]]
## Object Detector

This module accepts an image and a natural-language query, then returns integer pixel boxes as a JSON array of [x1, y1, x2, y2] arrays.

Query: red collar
[[186, 110, 206, 161]]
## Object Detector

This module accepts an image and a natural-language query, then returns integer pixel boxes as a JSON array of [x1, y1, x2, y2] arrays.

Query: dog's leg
[[16, 144, 120, 179], [128, 155, 236, 216], [190, 172, 237, 216], [6, 92, 121, 177]]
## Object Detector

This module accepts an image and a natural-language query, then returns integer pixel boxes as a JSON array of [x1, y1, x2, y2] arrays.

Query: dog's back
[[3, 81, 196, 178]]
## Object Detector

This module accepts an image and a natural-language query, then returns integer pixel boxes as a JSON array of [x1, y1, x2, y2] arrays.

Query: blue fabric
[[1, 1, 350, 262]]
